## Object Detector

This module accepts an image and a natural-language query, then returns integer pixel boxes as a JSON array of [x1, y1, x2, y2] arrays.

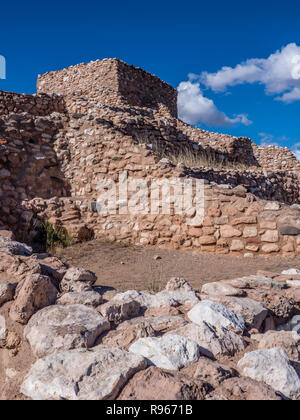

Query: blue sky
[[1, 0, 300, 155]]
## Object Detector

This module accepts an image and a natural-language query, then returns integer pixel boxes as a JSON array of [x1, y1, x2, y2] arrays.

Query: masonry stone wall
[[0, 91, 65, 116], [1, 58, 300, 255]]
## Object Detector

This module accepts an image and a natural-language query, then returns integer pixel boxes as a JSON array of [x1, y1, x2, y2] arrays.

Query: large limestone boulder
[[129, 334, 201, 370], [98, 295, 141, 324], [255, 330, 300, 361], [101, 316, 188, 349], [237, 348, 300, 399], [119, 366, 210, 400], [201, 282, 245, 297], [24, 304, 110, 357], [20, 345, 147, 400], [187, 301, 245, 333], [9, 274, 58, 324], [168, 322, 246, 359], [0, 281, 16, 306], [204, 296, 268, 331], [160, 277, 200, 308], [61, 267, 97, 293], [111, 290, 178, 310], [57, 290, 103, 308]]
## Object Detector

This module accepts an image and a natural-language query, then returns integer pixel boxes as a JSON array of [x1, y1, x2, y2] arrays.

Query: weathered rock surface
[[0, 236, 32, 256], [193, 358, 237, 386], [238, 348, 300, 399], [20, 345, 147, 400], [101, 316, 187, 349], [187, 301, 245, 333], [9, 274, 58, 324], [0, 281, 16, 306], [24, 304, 110, 357], [201, 282, 245, 297], [98, 297, 141, 324], [0, 315, 6, 341], [211, 377, 285, 401], [129, 334, 201, 370], [204, 296, 268, 330], [255, 330, 300, 361], [168, 322, 246, 358], [278, 315, 300, 335], [57, 290, 103, 307], [111, 290, 178, 309], [60, 267, 97, 293], [119, 366, 211, 400]]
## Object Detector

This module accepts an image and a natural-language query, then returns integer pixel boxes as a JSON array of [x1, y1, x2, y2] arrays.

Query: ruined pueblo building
[[1, 58, 300, 255]]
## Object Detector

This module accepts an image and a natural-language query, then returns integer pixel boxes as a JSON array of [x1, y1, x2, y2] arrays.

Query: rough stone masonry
[[1, 58, 300, 255]]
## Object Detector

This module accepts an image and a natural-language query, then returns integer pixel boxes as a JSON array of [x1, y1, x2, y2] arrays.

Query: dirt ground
[[54, 240, 300, 292]]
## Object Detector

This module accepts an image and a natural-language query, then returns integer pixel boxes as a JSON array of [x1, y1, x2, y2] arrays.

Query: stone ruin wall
[[1, 58, 300, 255]]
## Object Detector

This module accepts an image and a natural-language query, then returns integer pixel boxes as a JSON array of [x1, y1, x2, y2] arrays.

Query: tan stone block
[[245, 243, 259, 252], [282, 242, 295, 253], [214, 216, 229, 225], [232, 216, 257, 225], [243, 226, 258, 238], [230, 240, 245, 251], [198, 236, 217, 245], [188, 228, 202, 237], [260, 221, 277, 230], [200, 245, 216, 252], [261, 244, 280, 253], [202, 227, 216, 235], [261, 230, 279, 243], [222, 205, 240, 216], [220, 225, 242, 238]]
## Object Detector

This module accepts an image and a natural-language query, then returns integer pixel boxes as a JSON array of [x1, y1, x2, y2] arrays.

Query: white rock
[[187, 300, 245, 333], [282, 269, 300, 275], [155, 290, 199, 308], [238, 348, 300, 399], [286, 280, 300, 288], [24, 304, 110, 357], [206, 296, 268, 331], [20, 345, 147, 400], [168, 321, 246, 358], [98, 297, 141, 324], [129, 334, 200, 370], [0, 315, 6, 341]]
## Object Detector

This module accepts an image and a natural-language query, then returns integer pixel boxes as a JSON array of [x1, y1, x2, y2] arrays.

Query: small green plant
[[41, 220, 73, 251]]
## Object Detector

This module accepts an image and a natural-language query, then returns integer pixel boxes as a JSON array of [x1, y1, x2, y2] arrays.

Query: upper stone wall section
[[37, 58, 178, 118], [0, 91, 65, 117]]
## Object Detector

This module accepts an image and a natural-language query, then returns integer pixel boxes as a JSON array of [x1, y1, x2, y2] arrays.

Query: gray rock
[[280, 226, 300, 236], [0, 315, 6, 341], [238, 348, 300, 399], [20, 345, 147, 400], [278, 315, 300, 335], [201, 282, 245, 297], [24, 304, 110, 357], [61, 267, 97, 293], [0, 236, 32, 256]]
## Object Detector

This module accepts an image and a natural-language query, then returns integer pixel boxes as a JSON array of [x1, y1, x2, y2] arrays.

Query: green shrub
[[41, 220, 73, 251]]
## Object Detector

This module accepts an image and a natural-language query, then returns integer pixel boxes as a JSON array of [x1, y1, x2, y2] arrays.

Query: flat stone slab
[[238, 348, 300, 399], [201, 282, 245, 297], [111, 290, 178, 309], [57, 290, 103, 307], [0, 236, 32, 256], [24, 304, 110, 357], [129, 334, 201, 370], [20, 345, 147, 400], [187, 300, 245, 333]]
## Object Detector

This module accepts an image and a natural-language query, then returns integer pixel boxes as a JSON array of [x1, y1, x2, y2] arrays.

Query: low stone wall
[[0, 91, 65, 117], [253, 144, 300, 172]]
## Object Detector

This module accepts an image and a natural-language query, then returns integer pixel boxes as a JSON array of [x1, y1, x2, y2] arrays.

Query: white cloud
[[292, 142, 300, 160], [177, 80, 252, 127], [258, 133, 279, 147], [201, 43, 300, 103]]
